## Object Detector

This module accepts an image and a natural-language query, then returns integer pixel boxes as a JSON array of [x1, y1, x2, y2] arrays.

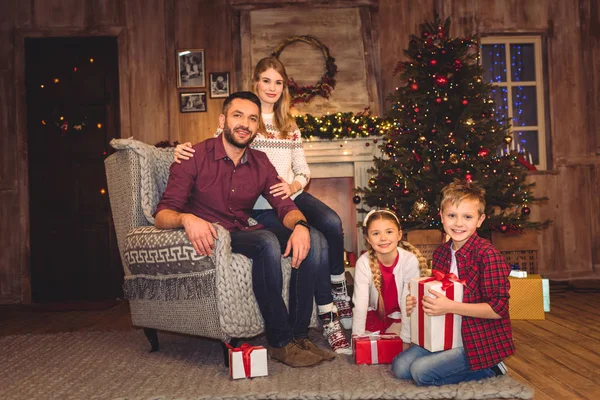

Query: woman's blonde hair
[[252, 57, 295, 139], [363, 210, 429, 318]]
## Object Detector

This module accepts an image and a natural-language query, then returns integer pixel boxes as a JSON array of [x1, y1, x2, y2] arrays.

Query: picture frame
[[180, 92, 207, 113], [209, 72, 230, 98], [177, 49, 205, 88]]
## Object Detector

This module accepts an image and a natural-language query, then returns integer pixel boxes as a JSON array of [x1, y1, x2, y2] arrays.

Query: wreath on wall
[[271, 35, 338, 106]]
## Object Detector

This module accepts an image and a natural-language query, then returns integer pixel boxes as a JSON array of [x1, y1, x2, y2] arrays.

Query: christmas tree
[[358, 15, 548, 235]]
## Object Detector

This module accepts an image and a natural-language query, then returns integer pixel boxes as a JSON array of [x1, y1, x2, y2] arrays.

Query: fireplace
[[303, 137, 380, 256]]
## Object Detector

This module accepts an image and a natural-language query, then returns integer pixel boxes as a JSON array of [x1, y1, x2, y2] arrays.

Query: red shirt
[[155, 137, 298, 231], [379, 253, 400, 316], [432, 233, 515, 370]]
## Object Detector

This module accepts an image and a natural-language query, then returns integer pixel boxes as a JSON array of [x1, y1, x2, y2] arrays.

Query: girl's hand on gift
[[422, 288, 454, 316], [406, 294, 417, 316]]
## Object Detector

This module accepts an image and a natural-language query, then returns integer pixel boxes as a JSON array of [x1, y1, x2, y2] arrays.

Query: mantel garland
[[272, 35, 338, 106]]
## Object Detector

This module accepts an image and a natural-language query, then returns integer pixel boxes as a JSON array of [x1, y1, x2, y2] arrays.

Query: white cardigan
[[351, 247, 420, 342]]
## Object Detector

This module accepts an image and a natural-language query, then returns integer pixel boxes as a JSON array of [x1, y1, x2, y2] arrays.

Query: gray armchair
[[104, 139, 308, 361]]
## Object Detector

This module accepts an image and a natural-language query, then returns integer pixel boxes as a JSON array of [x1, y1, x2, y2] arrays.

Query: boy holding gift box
[[392, 180, 514, 386]]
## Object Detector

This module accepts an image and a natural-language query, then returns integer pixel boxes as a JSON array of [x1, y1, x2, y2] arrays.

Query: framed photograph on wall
[[177, 49, 205, 88], [209, 72, 230, 98], [180, 92, 207, 113]]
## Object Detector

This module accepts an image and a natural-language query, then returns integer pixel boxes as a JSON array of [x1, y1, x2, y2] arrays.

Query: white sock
[[330, 273, 346, 284], [318, 303, 334, 315]]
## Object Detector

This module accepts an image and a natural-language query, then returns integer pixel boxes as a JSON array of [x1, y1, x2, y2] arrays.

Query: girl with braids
[[352, 209, 427, 350]]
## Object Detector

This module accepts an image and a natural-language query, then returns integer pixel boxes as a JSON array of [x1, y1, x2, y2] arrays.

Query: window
[[480, 36, 547, 169]]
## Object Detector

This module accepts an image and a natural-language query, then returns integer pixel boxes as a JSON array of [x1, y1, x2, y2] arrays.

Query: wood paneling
[[33, 0, 86, 28], [91, 0, 125, 26], [125, 0, 168, 145], [378, 0, 435, 111], [0, 191, 21, 302], [0, 71, 16, 188]]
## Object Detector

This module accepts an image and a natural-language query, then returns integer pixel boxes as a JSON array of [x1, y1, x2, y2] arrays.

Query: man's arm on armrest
[[155, 209, 218, 256]]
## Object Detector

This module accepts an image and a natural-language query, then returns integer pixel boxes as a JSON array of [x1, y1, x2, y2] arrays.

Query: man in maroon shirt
[[154, 92, 327, 368]]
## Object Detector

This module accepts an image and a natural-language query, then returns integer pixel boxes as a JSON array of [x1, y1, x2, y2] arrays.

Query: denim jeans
[[230, 224, 324, 347], [252, 200, 334, 307], [391, 345, 496, 386]]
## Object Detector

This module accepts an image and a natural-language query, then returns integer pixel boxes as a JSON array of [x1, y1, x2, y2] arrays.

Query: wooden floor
[[1, 284, 599, 400]]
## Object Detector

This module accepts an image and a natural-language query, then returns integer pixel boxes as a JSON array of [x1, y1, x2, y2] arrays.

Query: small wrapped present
[[410, 270, 464, 352], [352, 333, 403, 365], [509, 264, 528, 278], [228, 343, 268, 379]]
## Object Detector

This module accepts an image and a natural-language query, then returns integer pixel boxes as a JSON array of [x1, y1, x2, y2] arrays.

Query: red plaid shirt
[[432, 233, 515, 370]]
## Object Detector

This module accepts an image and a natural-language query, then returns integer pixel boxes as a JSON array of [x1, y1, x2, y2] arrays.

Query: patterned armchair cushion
[[123, 226, 214, 276]]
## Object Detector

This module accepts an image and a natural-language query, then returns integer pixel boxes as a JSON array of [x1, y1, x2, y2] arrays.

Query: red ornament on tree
[[499, 225, 508, 233], [477, 148, 490, 157], [435, 75, 449, 86], [401, 188, 410, 196], [414, 107, 420, 113], [522, 206, 531, 215], [465, 173, 473, 182], [435, 97, 442, 104], [430, 59, 437, 66], [461, 99, 469, 105], [410, 83, 419, 91]]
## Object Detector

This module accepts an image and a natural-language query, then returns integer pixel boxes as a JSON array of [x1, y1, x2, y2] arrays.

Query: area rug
[[0, 330, 533, 400]]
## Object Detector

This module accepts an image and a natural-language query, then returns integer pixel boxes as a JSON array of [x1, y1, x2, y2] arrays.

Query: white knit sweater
[[251, 112, 311, 210], [351, 247, 420, 343]]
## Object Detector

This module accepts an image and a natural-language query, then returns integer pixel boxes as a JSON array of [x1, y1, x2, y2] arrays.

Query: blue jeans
[[253, 192, 344, 307], [230, 225, 324, 347], [392, 345, 496, 386]]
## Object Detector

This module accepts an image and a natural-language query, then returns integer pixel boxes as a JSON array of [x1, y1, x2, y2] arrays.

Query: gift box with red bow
[[352, 334, 404, 365], [227, 343, 268, 379], [410, 270, 464, 352]]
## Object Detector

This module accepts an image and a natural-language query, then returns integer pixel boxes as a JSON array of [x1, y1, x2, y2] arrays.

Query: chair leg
[[221, 338, 240, 367], [143, 328, 159, 352]]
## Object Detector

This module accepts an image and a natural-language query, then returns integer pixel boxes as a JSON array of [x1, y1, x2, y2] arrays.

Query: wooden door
[[25, 37, 122, 302]]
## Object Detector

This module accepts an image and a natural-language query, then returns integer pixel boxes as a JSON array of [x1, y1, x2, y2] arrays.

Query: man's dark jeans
[[230, 225, 326, 347]]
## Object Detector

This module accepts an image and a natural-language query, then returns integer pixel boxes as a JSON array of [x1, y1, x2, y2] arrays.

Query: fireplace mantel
[[304, 137, 381, 255]]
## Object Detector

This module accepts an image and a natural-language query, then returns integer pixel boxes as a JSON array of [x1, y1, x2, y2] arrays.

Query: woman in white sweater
[[352, 210, 428, 349], [174, 57, 351, 355]]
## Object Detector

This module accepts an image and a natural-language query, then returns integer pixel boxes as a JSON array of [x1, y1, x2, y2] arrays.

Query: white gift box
[[509, 270, 528, 278], [229, 345, 268, 380], [410, 273, 464, 352]]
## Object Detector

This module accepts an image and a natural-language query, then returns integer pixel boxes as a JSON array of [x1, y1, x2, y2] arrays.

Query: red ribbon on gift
[[417, 270, 465, 350], [227, 342, 258, 377]]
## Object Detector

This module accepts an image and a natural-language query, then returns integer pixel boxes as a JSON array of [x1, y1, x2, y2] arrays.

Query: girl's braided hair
[[363, 210, 429, 318]]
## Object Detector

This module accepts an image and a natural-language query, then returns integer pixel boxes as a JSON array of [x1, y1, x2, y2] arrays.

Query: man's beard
[[223, 123, 255, 149]]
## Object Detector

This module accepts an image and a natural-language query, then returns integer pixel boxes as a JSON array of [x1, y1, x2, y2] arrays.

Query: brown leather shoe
[[295, 337, 336, 361], [270, 340, 322, 367]]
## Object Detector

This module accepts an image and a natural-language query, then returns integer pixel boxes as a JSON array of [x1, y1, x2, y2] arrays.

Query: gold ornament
[[412, 199, 430, 215], [465, 118, 474, 126], [418, 136, 427, 143], [449, 154, 459, 164], [504, 136, 513, 144]]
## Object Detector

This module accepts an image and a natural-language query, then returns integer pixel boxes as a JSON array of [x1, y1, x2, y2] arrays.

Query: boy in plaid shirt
[[392, 179, 514, 385]]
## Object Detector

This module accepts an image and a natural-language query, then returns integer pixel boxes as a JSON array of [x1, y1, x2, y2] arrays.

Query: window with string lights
[[480, 36, 548, 170]]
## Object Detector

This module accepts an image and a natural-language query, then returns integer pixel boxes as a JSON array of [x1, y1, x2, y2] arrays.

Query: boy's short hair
[[440, 179, 486, 215]]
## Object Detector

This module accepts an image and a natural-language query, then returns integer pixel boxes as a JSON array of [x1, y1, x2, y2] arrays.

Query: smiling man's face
[[221, 98, 260, 149]]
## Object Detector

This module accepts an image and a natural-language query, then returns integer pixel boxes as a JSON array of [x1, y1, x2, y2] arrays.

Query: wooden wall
[[1, 0, 598, 303]]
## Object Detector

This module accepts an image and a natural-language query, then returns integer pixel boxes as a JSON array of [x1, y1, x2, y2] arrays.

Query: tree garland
[[272, 35, 338, 106]]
